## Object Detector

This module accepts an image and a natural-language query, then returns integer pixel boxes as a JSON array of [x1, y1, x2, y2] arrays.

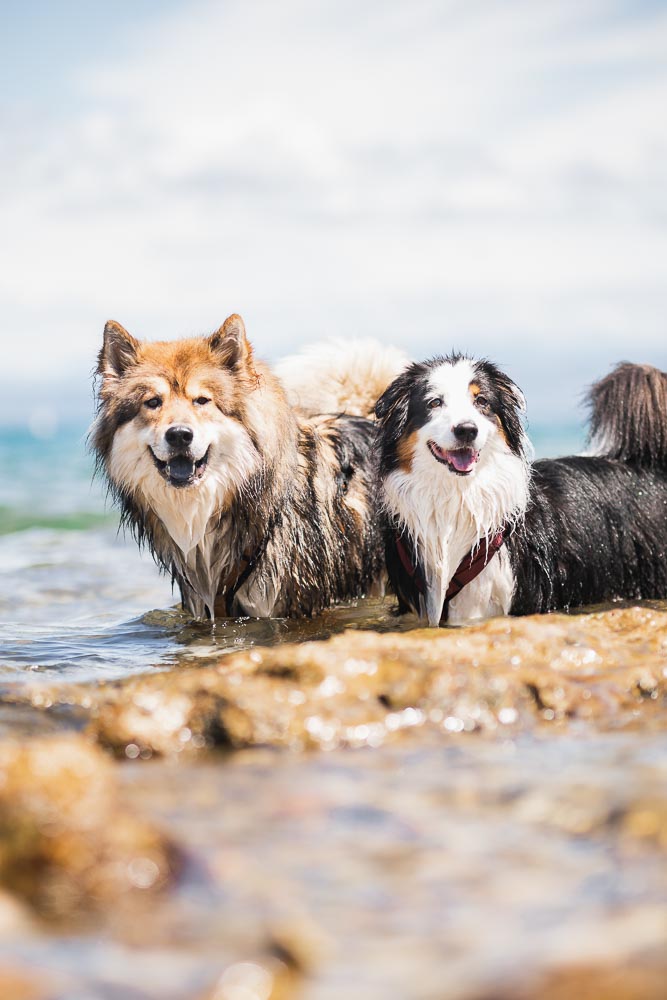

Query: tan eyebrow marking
[[469, 382, 481, 397]]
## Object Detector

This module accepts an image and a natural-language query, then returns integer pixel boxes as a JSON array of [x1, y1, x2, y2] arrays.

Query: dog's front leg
[[422, 558, 451, 627]]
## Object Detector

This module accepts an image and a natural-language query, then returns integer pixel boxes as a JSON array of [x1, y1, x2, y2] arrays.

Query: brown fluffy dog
[[91, 314, 402, 619]]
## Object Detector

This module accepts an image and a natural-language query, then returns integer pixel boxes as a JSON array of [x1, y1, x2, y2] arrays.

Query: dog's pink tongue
[[448, 449, 476, 473]]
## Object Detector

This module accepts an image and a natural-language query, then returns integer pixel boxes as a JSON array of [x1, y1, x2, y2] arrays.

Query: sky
[[1, 0, 666, 431]]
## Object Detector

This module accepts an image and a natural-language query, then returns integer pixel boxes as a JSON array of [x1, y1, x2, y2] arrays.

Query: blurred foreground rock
[[0, 967, 47, 1000], [0, 606, 667, 999], [501, 949, 667, 1000], [0, 736, 179, 921]]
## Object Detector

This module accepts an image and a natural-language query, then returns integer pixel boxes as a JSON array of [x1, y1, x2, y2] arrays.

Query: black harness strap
[[223, 533, 271, 615]]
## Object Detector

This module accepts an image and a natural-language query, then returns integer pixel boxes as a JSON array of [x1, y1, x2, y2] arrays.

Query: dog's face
[[375, 355, 526, 480], [111, 357, 224, 490], [92, 315, 262, 545]]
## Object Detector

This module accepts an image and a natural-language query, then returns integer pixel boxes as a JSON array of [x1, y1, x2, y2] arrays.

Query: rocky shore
[[1, 603, 666, 998]]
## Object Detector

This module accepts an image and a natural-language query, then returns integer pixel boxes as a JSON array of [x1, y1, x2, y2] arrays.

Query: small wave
[[0, 505, 113, 536]]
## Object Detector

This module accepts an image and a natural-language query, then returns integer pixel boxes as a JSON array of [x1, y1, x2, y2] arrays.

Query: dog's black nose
[[165, 425, 194, 449], [452, 421, 478, 445]]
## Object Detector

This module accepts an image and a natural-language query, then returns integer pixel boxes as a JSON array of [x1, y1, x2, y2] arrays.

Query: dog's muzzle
[[149, 446, 210, 487], [428, 440, 479, 475]]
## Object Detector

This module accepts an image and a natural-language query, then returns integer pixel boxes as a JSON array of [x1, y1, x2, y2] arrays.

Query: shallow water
[[0, 526, 422, 685]]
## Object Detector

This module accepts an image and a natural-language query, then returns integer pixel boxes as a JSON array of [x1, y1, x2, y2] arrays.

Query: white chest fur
[[447, 547, 515, 624], [384, 447, 528, 625]]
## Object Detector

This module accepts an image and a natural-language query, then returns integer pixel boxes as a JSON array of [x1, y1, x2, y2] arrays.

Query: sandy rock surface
[[4, 605, 665, 757]]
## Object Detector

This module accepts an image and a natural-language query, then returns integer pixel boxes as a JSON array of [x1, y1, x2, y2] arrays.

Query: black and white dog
[[375, 357, 667, 625]]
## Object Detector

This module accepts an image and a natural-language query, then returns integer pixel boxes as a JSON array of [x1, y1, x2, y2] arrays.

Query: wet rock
[[0, 888, 34, 936], [493, 949, 667, 1000], [201, 955, 301, 1000], [49, 605, 667, 756], [0, 735, 179, 921], [0, 967, 48, 1000]]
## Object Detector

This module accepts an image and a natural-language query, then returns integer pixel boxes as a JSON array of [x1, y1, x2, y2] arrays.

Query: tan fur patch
[[469, 382, 481, 398], [396, 431, 418, 472], [494, 413, 508, 445]]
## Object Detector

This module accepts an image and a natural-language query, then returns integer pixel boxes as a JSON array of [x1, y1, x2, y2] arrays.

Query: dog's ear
[[504, 377, 526, 414], [498, 376, 527, 457], [98, 321, 140, 377], [208, 314, 253, 369], [494, 370, 526, 417], [475, 361, 527, 457], [375, 368, 412, 441]]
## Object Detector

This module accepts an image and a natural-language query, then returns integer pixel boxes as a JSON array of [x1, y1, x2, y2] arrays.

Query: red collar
[[394, 527, 508, 623]]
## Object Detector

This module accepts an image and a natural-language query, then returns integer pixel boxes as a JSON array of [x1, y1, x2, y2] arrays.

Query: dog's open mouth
[[150, 447, 210, 488], [428, 440, 479, 475]]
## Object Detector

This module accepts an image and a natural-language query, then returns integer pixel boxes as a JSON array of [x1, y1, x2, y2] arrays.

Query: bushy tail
[[275, 339, 408, 417], [587, 362, 667, 469]]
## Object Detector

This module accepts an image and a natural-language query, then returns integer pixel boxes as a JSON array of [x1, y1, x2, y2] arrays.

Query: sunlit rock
[[0, 736, 180, 921], [44, 605, 667, 756]]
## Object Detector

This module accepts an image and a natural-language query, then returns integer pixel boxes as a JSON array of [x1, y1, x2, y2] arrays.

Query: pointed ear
[[98, 321, 140, 377], [207, 314, 252, 369]]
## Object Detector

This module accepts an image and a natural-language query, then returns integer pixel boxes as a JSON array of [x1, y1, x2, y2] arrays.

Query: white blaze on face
[[421, 359, 492, 456]]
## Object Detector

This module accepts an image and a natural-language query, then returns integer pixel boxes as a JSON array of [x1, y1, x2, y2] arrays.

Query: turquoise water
[[0, 421, 586, 685]]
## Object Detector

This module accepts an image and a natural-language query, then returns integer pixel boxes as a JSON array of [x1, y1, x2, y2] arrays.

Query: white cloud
[[1, 0, 666, 423]]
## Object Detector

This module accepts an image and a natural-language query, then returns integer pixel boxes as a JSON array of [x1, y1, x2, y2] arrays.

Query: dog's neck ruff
[[392, 526, 509, 624]]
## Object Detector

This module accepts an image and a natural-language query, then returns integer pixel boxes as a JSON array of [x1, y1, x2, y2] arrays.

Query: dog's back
[[275, 339, 408, 418], [510, 362, 667, 614]]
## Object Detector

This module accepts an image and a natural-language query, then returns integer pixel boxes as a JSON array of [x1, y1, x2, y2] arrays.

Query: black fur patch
[[384, 523, 424, 617], [508, 457, 667, 613], [374, 361, 435, 477]]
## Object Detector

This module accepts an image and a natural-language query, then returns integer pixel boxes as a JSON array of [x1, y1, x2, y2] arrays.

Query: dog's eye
[[193, 396, 211, 406], [475, 395, 490, 410], [144, 397, 162, 410], [428, 397, 442, 409]]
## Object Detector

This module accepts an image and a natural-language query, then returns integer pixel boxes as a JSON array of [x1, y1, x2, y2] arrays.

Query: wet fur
[[91, 316, 394, 620], [376, 358, 667, 624]]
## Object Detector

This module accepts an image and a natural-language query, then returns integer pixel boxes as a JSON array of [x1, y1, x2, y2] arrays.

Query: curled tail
[[588, 362, 667, 469], [275, 339, 408, 418]]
